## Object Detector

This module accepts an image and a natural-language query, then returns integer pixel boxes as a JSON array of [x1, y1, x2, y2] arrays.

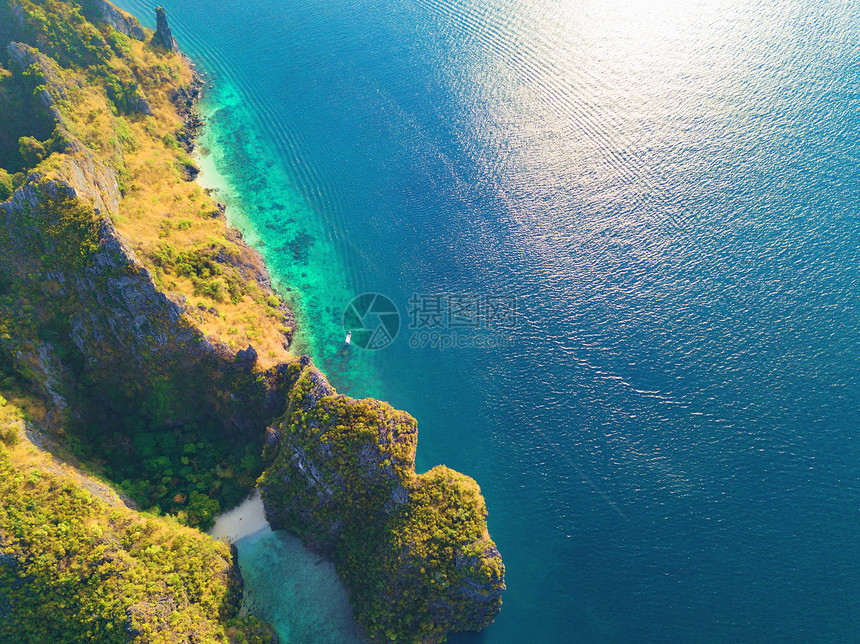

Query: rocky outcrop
[[161, 63, 204, 180], [82, 0, 145, 41], [0, 137, 191, 372], [261, 364, 413, 548], [70, 218, 212, 364], [260, 364, 505, 643], [53, 148, 121, 214], [6, 42, 77, 124], [9, 340, 69, 415], [170, 73, 204, 150], [0, 168, 285, 434], [5, 41, 101, 159], [6, 42, 66, 92], [151, 7, 177, 52]]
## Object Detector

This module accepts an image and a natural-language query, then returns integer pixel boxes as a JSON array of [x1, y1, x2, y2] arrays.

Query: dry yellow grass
[[53, 35, 293, 370]]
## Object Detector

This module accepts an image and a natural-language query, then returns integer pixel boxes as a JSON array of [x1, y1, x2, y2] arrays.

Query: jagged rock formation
[[152, 6, 177, 51], [260, 364, 505, 643], [80, 0, 146, 41]]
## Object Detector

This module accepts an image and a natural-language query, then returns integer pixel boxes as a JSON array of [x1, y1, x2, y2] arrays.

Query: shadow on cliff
[[0, 12, 295, 526]]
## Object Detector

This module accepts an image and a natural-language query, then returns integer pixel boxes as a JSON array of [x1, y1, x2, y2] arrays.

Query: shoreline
[[209, 491, 269, 542], [176, 51, 385, 398], [207, 492, 361, 642], [0, 1, 505, 639], [168, 64, 301, 362], [187, 71, 320, 364], [112, 5, 504, 641], [182, 37, 367, 642]]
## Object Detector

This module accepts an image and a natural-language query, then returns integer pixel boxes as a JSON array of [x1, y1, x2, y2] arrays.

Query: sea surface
[[117, 1, 860, 641]]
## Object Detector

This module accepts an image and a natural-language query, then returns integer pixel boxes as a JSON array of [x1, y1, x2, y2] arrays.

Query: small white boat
[[345, 331, 351, 346]]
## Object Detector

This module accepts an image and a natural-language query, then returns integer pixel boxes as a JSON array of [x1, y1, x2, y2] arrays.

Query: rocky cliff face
[[260, 364, 505, 643], [0, 18, 292, 432], [6, 41, 77, 125], [261, 361, 417, 548], [1, 41, 239, 429], [81, 0, 146, 41]]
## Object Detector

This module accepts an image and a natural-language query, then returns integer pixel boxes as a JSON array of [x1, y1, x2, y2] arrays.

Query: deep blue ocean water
[[117, 1, 860, 641]]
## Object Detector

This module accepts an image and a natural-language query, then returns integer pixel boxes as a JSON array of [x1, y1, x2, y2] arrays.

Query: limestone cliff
[[0, 37, 284, 437], [80, 0, 146, 41], [260, 363, 505, 643]]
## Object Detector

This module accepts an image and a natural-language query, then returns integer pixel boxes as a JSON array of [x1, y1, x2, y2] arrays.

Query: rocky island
[[0, 1, 504, 641]]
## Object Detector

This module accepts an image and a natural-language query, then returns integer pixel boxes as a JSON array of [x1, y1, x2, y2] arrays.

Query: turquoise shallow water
[[118, 1, 860, 641], [209, 495, 360, 643], [235, 528, 360, 643]]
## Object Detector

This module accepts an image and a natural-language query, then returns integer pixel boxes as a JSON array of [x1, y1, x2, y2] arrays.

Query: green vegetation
[[98, 425, 264, 528], [0, 395, 275, 644], [18, 135, 50, 168], [0, 177, 271, 529], [10, 0, 112, 68], [261, 367, 505, 643], [151, 241, 247, 304], [364, 466, 505, 640], [0, 169, 14, 200], [0, 59, 57, 173]]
